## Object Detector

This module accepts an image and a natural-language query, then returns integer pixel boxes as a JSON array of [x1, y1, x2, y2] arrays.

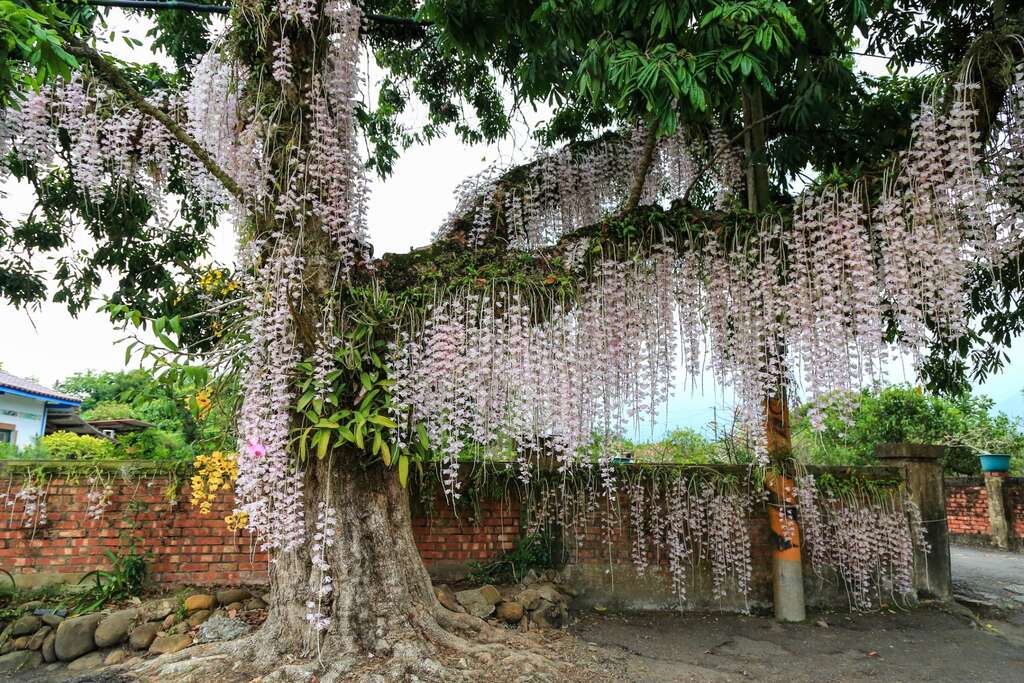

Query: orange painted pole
[[765, 391, 806, 621]]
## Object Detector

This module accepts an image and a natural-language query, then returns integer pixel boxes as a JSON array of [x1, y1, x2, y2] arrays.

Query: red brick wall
[[945, 477, 1024, 545], [2, 470, 949, 602], [411, 497, 521, 565], [1, 476, 268, 587], [0, 475, 523, 588]]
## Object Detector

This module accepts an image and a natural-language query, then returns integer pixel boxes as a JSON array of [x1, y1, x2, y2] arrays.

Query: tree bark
[[741, 90, 770, 212], [261, 452, 439, 656], [621, 126, 659, 213]]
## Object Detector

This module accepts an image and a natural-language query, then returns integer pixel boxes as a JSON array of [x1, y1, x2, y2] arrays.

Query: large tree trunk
[[220, 452, 561, 682], [262, 452, 440, 656]]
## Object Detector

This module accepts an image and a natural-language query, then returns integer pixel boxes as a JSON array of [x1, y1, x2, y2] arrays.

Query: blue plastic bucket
[[979, 454, 1011, 473]]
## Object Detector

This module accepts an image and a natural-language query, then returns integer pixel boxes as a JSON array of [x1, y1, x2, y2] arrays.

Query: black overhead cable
[[76, 0, 230, 11], [67, 0, 432, 27]]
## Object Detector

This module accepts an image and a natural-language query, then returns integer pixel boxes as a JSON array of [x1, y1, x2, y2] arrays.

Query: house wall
[[0, 393, 46, 447]]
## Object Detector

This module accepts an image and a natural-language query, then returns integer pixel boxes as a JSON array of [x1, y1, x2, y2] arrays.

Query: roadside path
[[951, 544, 1024, 617]]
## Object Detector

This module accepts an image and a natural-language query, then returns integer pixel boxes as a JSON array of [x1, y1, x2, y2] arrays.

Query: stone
[[41, 632, 56, 663], [0, 650, 42, 675], [521, 569, 540, 586], [455, 589, 495, 619], [516, 589, 543, 611], [478, 584, 502, 605], [67, 650, 107, 671], [149, 634, 193, 655], [162, 614, 178, 630], [139, 597, 178, 623], [54, 613, 104, 661], [184, 594, 217, 613], [243, 596, 267, 611], [41, 614, 64, 627], [194, 614, 251, 644], [94, 608, 139, 648], [0, 642, 10, 656], [215, 588, 251, 606], [13, 637, 29, 650], [19, 601, 45, 611], [434, 585, 466, 614], [226, 601, 244, 612], [129, 622, 161, 650], [534, 583, 564, 605], [26, 625, 51, 650], [11, 615, 43, 636], [529, 599, 564, 629], [187, 609, 212, 628], [495, 601, 524, 624], [105, 649, 129, 666]]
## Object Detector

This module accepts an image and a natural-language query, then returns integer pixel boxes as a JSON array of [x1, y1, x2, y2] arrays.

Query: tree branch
[[53, 24, 248, 204], [620, 126, 658, 214]]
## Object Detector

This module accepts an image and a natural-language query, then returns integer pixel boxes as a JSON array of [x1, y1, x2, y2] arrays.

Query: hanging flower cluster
[[796, 475, 926, 609], [439, 126, 736, 248], [389, 251, 680, 497], [221, 2, 368, 552], [529, 471, 755, 610], [394, 75, 1024, 463], [306, 498, 338, 631], [2, 75, 202, 210], [85, 478, 114, 520], [4, 478, 48, 531]]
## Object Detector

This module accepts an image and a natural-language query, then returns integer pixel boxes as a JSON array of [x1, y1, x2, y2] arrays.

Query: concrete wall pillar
[[984, 472, 1011, 550], [875, 443, 952, 600]]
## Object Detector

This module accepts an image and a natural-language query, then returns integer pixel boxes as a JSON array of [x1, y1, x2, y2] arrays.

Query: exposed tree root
[[122, 609, 589, 683]]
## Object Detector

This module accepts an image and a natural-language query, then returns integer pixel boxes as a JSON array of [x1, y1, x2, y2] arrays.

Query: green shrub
[[82, 401, 134, 420], [113, 428, 192, 461], [41, 432, 115, 460], [467, 533, 556, 585]]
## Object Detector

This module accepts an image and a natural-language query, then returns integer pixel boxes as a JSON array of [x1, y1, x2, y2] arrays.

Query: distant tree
[[793, 385, 1024, 475], [57, 368, 232, 453]]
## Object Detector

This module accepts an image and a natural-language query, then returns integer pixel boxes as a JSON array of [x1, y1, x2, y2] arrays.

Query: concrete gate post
[[875, 443, 952, 600], [984, 472, 1011, 550]]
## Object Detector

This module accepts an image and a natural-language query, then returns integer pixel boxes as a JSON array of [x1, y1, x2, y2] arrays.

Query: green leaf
[[398, 454, 409, 488], [297, 391, 315, 411], [417, 423, 429, 450], [381, 441, 392, 467], [367, 415, 398, 429], [314, 430, 330, 459]]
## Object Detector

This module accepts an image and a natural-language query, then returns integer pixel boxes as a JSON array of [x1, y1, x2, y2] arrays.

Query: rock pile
[[434, 570, 574, 631], [0, 588, 263, 676]]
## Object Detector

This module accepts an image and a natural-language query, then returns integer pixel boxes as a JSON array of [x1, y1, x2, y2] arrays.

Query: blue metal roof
[[0, 371, 81, 406]]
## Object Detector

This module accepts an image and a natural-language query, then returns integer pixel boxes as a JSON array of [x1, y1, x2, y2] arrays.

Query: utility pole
[[764, 391, 806, 621], [743, 87, 806, 621]]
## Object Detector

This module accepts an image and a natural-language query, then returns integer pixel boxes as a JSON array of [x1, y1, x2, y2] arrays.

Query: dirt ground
[[8, 603, 1024, 682], [10, 545, 1024, 682], [567, 604, 1024, 682]]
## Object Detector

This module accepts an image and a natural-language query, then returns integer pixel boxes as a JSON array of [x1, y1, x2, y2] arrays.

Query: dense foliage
[[792, 385, 1024, 475]]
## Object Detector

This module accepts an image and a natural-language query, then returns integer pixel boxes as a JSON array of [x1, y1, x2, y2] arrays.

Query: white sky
[[0, 12, 1021, 439]]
